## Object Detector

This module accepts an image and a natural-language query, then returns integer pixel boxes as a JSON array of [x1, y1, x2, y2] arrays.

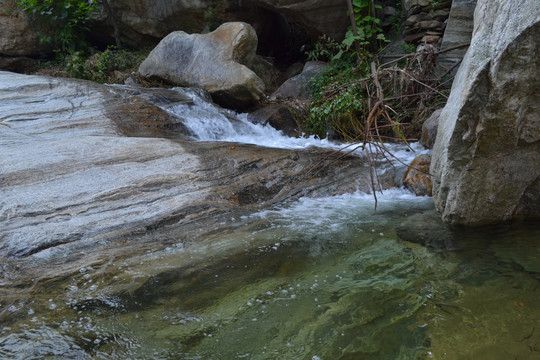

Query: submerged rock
[[431, 0, 540, 225], [138, 22, 265, 109]]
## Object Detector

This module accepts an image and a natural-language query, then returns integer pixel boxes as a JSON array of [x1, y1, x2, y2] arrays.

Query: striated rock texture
[[437, 0, 477, 77], [138, 22, 265, 109], [431, 0, 540, 225], [0, 71, 386, 270]]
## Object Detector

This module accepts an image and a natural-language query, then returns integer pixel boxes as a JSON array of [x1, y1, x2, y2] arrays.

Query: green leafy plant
[[305, 64, 369, 139], [336, 0, 387, 62], [302, 35, 347, 62], [16, 0, 97, 52]]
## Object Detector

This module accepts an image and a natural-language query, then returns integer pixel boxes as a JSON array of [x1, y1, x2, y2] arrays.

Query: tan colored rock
[[419, 20, 443, 30], [422, 35, 441, 43], [403, 154, 433, 196], [0, 0, 52, 57], [139, 23, 265, 109]]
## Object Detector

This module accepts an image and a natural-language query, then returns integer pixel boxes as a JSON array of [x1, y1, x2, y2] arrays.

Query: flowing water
[[1, 90, 540, 359]]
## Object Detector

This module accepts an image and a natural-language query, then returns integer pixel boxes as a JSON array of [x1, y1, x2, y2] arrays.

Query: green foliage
[[305, 64, 369, 139], [302, 35, 346, 62], [16, 0, 97, 52], [204, 7, 218, 31], [58, 46, 148, 83], [341, 0, 387, 58]]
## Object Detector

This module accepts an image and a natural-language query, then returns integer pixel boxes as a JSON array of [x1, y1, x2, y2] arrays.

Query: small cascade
[[163, 88, 342, 150], [162, 87, 429, 165]]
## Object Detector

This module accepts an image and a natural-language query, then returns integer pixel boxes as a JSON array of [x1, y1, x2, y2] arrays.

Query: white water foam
[[165, 87, 429, 166]]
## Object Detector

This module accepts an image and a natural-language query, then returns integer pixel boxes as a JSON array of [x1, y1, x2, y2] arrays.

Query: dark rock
[[420, 108, 442, 149], [270, 61, 328, 101], [248, 104, 304, 137]]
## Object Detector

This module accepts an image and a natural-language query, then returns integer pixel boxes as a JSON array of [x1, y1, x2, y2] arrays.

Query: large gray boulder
[[431, 0, 540, 225], [138, 22, 265, 109]]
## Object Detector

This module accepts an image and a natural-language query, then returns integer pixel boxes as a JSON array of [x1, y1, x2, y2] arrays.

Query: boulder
[[431, 0, 540, 225], [0, 0, 52, 58], [420, 108, 442, 149], [247, 104, 304, 137], [270, 61, 328, 101], [138, 22, 265, 109], [402, 154, 433, 196]]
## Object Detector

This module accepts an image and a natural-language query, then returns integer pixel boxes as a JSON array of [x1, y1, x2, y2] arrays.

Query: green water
[[1, 191, 540, 359]]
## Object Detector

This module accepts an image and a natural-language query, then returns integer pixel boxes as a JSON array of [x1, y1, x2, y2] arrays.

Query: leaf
[[352, 0, 369, 9], [332, 49, 345, 61]]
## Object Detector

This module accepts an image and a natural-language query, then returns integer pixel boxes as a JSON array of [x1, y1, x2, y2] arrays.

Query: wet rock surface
[[0, 71, 388, 284]]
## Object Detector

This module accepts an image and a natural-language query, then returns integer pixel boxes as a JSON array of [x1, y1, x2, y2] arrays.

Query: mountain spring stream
[[1, 88, 540, 359]]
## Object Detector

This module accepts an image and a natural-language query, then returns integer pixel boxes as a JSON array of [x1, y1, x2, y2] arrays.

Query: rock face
[[0, 0, 51, 57], [0, 71, 387, 270], [437, 0, 477, 77], [249, 0, 348, 40], [93, 0, 346, 48], [431, 0, 540, 225], [138, 22, 265, 109]]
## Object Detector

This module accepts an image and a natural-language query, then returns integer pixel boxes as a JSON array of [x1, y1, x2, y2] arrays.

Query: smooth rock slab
[[0, 71, 385, 280]]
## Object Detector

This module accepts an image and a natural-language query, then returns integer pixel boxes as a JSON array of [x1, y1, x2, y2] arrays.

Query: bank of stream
[[1, 76, 540, 359]]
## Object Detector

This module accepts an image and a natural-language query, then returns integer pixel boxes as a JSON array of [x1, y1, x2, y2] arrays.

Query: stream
[[1, 87, 540, 359]]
